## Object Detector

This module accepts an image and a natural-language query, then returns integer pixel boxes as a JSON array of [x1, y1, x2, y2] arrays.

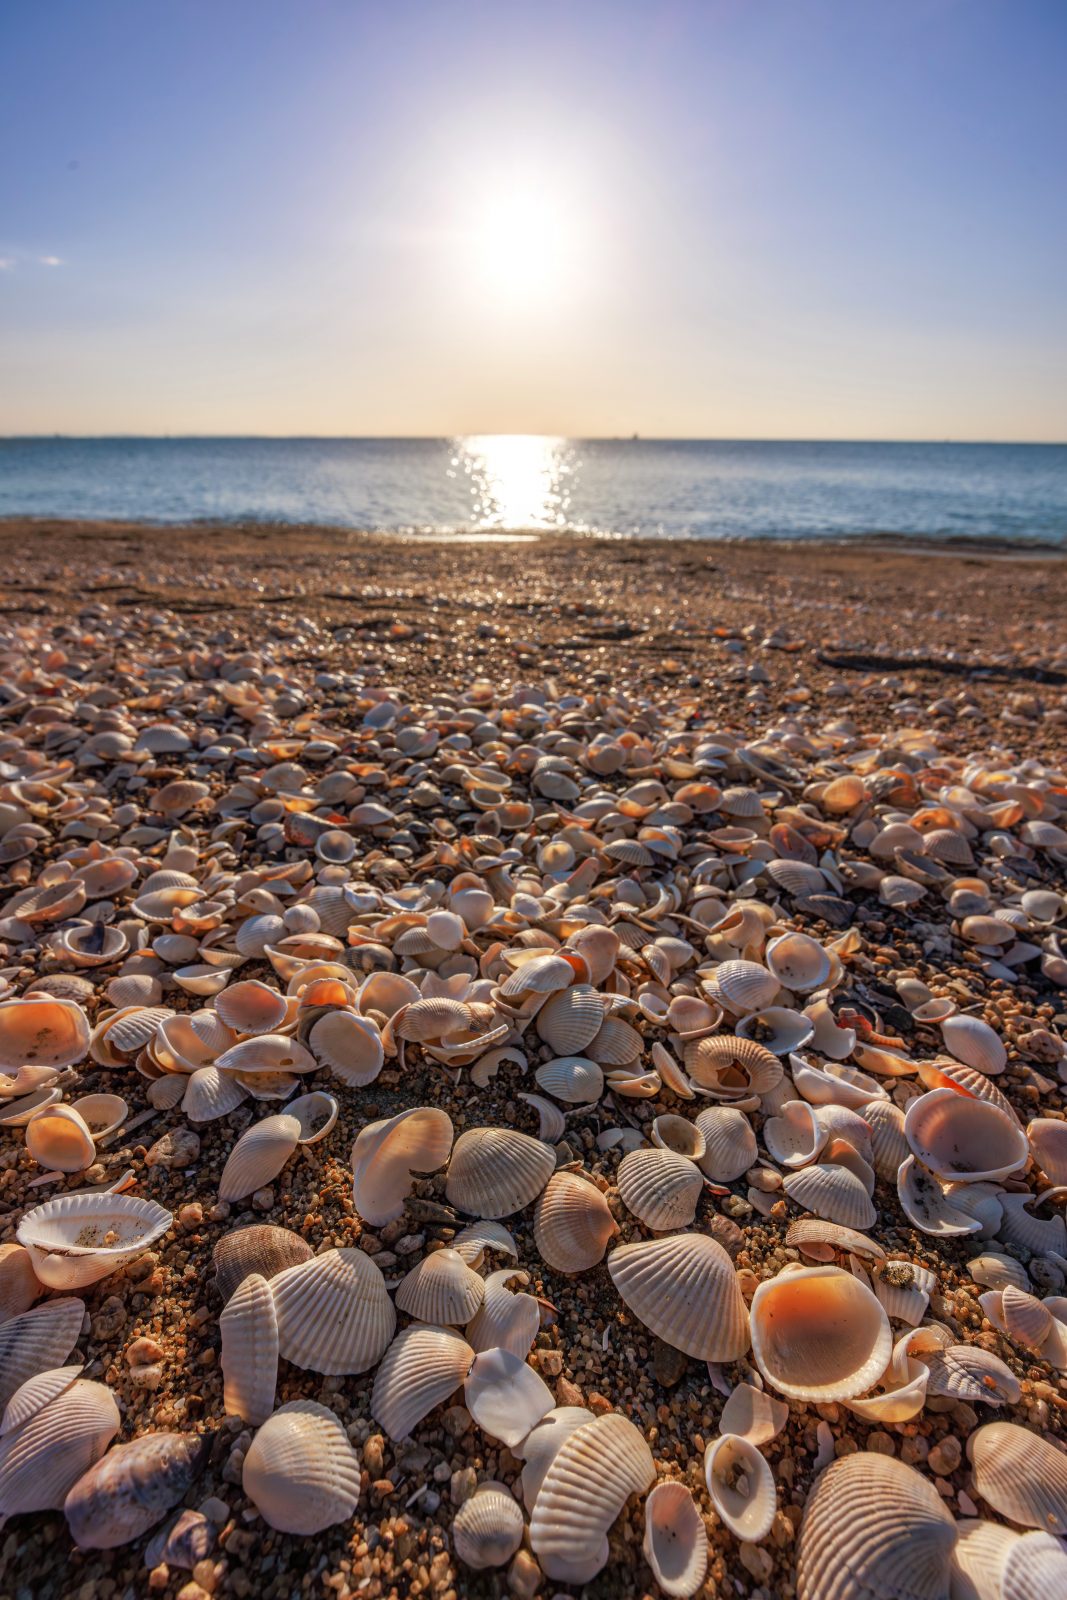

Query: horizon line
[[3, 433, 1066, 447]]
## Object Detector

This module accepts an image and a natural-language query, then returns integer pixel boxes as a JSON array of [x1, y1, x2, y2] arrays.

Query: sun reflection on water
[[449, 435, 577, 534]]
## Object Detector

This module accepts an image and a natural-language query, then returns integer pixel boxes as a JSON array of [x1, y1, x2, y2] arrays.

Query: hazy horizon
[[4, 432, 1067, 446]]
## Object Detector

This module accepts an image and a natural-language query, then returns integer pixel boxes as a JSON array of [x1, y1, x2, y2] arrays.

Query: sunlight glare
[[451, 434, 574, 530], [471, 188, 577, 303]]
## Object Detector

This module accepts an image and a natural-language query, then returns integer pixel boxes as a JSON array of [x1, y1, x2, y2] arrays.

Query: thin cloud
[[39, 255, 63, 267], [0, 259, 14, 271]]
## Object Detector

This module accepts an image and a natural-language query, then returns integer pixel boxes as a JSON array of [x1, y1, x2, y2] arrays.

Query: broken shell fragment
[[464, 1348, 554, 1448], [371, 1324, 474, 1442], [220, 1272, 278, 1425], [351, 1106, 454, 1226], [529, 1412, 656, 1585]]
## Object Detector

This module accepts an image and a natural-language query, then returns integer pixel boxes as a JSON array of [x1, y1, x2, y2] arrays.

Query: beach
[[1, 520, 1066, 1600]]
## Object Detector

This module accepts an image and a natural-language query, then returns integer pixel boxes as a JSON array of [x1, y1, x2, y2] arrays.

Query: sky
[[1, 0, 1065, 440]]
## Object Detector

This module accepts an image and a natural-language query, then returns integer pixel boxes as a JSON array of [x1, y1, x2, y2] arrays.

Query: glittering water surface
[[2, 436, 1066, 543]]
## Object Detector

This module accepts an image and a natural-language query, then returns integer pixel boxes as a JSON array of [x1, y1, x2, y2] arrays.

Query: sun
[[469, 187, 577, 304]]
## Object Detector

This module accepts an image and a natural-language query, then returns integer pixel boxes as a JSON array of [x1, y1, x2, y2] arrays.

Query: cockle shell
[[0, 1299, 84, 1409], [69, 1092, 128, 1140], [0, 1379, 120, 1519], [1028, 1118, 1067, 1185], [996, 1192, 1067, 1256], [789, 1052, 888, 1110], [371, 1324, 474, 1442], [466, 1269, 540, 1356], [903, 1088, 1028, 1182], [215, 1033, 317, 1077], [215, 980, 289, 1035], [703, 1433, 776, 1542], [785, 1217, 885, 1260], [183, 1064, 248, 1122], [452, 1480, 524, 1570], [270, 1248, 396, 1374], [535, 984, 605, 1054], [764, 932, 832, 994], [533, 1170, 619, 1272], [17, 1192, 172, 1290], [0, 1243, 42, 1325], [860, 1098, 909, 1181], [464, 1348, 554, 1448], [719, 1381, 789, 1446], [213, 1224, 313, 1302], [651, 1114, 706, 1161], [1, 1363, 82, 1436], [940, 1014, 1007, 1076], [869, 1259, 937, 1325], [979, 1284, 1052, 1349], [0, 996, 90, 1069], [967, 1251, 1030, 1293], [694, 1106, 758, 1181], [518, 1406, 591, 1510], [308, 1010, 384, 1087], [968, 1421, 1067, 1534], [783, 1163, 877, 1230], [617, 1148, 703, 1231], [451, 1220, 518, 1267], [642, 1480, 709, 1598], [446, 1127, 555, 1218], [529, 1412, 656, 1584], [64, 1431, 211, 1549], [534, 1054, 604, 1103], [796, 1453, 957, 1600], [897, 1156, 984, 1238], [707, 960, 780, 1013], [24, 1104, 97, 1172], [242, 1401, 360, 1534], [395, 1248, 485, 1325], [351, 1106, 454, 1225], [999, 1531, 1067, 1600], [919, 1342, 1020, 1406], [684, 1034, 782, 1097], [764, 1100, 825, 1167], [749, 1264, 891, 1401], [220, 1272, 278, 1425], [607, 1233, 749, 1361], [217, 1114, 301, 1201]]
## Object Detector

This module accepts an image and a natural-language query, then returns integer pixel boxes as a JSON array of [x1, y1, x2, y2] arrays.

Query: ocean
[[1, 436, 1065, 545]]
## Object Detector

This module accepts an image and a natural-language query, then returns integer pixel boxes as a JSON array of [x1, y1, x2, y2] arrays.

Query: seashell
[[1028, 1118, 1067, 1185], [1, 1363, 83, 1436], [999, 1531, 1067, 1600], [518, 1406, 591, 1509], [352, 1106, 454, 1226], [0, 996, 90, 1069], [804, 992, 857, 1060], [172, 964, 231, 998], [17, 1192, 172, 1290], [859, 1098, 909, 1181], [535, 984, 605, 1055], [452, 1480, 524, 1570], [215, 979, 288, 1035], [684, 1034, 782, 1098], [904, 1088, 1028, 1183], [371, 1323, 474, 1442], [220, 1272, 278, 1425], [25, 1103, 97, 1172], [466, 1268, 540, 1356], [869, 1259, 937, 1325], [446, 1127, 555, 1218], [586, 1014, 642, 1067], [0, 1298, 85, 1409], [0, 1243, 41, 1324], [0, 1086, 63, 1126], [0, 1378, 120, 1519], [69, 1092, 127, 1140], [749, 1264, 891, 1401], [785, 1217, 885, 1260], [940, 1013, 1007, 1076], [782, 1163, 877, 1230], [920, 1342, 1020, 1406], [534, 1054, 604, 1103], [271, 1247, 395, 1375], [182, 1064, 248, 1122], [242, 1400, 360, 1534], [843, 1352, 929, 1424], [213, 1224, 313, 1302], [215, 1033, 317, 1077], [796, 1452, 957, 1600], [64, 1430, 211, 1549], [703, 1433, 776, 1542], [764, 932, 832, 994], [719, 1381, 789, 1446], [605, 1066, 662, 1097], [982, 1283, 1052, 1349], [642, 1480, 709, 1598], [997, 1192, 1067, 1256], [736, 1005, 814, 1055], [452, 1220, 519, 1267], [217, 1113, 301, 1201], [693, 1106, 757, 1181], [764, 1099, 825, 1167], [518, 1091, 566, 1141], [148, 1073, 188, 1110], [534, 1170, 619, 1272], [789, 1051, 888, 1110], [529, 1412, 655, 1585], [966, 1251, 1030, 1293], [499, 951, 576, 998], [766, 858, 828, 897], [968, 1421, 1067, 1533], [617, 1147, 703, 1231], [707, 959, 780, 1013], [652, 1114, 706, 1162], [607, 1233, 749, 1360], [395, 1247, 485, 1325], [897, 1156, 984, 1238], [309, 1010, 384, 1087], [286, 1090, 338, 1144], [465, 1347, 554, 1448]]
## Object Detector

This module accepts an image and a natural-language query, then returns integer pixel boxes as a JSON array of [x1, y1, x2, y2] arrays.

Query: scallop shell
[[352, 1107, 454, 1225], [395, 1248, 485, 1325], [703, 1433, 776, 1542], [217, 1114, 301, 1202], [309, 1010, 384, 1088], [466, 1268, 540, 1357], [997, 1193, 1067, 1256], [967, 1251, 1030, 1293], [533, 1170, 619, 1272], [796, 1452, 957, 1600], [1000, 1531, 1067, 1600], [220, 1272, 278, 1425], [17, 1192, 172, 1290], [529, 1412, 656, 1585], [370, 1323, 474, 1442], [869, 1260, 937, 1325], [64, 1431, 211, 1549], [518, 1406, 592, 1510], [213, 1224, 313, 1302], [694, 1106, 758, 1181], [464, 1348, 554, 1448], [215, 980, 289, 1035], [0, 1299, 85, 1408], [1028, 1118, 1067, 1185], [782, 1163, 877, 1230], [271, 1247, 396, 1374], [452, 1220, 519, 1267], [242, 1400, 361, 1534], [535, 984, 606, 1054], [904, 1088, 1028, 1182], [749, 1264, 891, 1402], [0, 996, 90, 1069], [445, 1128, 555, 1219], [0, 1379, 120, 1519], [920, 1343, 1020, 1405], [651, 1115, 705, 1161], [617, 1148, 703, 1231], [684, 1035, 782, 1098], [642, 1480, 709, 1598], [940, 1014, 1007, 1075], [860, 1098, 910, 1181], [0, 1243, 43, 1324], [452, 1480, 525, 1570], [708, 960, 780, 1013], [968, 1421, 1067, 1534], [785, 1217, 885, 1260], [607, 1233, 749, 1361], [182, 1064, 248, 1122], [0, 1363, 82, 1436], [25, 1104, 97, 1172], [534, 1054, 604, 1103], [719, 1381, 789, 1446]]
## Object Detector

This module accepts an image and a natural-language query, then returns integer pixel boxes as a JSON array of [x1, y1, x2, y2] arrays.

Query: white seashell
[[452, 1220, 519, 1267], [371, 1323, 474, 1442], [704, 1433, 776, 1542], [764, 1099, 825, 1167], [309, 1010, 384, 1088], [997, 1192, 1067, 1255], [843, 1350, 929, 1424], [529, 1412, 655, 1585], [586, 1014, 642, 1066], [213, 1224, 313, 1302], [803, 993, 857, 1060], [694, 1106, 757, 1181], [182, 1064, 248, 1122], [395, 1248, 485, 1325], [25, 1104, 97, 1172], [220, 1272, 278, 1425], [708, 959, 780, 1013], [533, 1170, 619, 1272], [242, 1400, 360, 1534], [535, 984, 606, 1054], [17, 1193, 172, 1290], [0, 996, 90, 1069], [499, 951, 576, 998], [940, 1013, 1007, 1075], [148, 1073, 188, 1110], [286, 1090, 338, 1144], [785, 1217, 885, 1261], [789, 1051, 888, 1110], [968, 1421, 1067, 1534], [904, 1088, 1027, 1182], [1, 1363, 82, 1436], [215, 980, 288, 1035], [534, 1054, 604, 1103], [764, 932, 831, 994], [919, 1342, 1020, 1405], [1000, 1531, 1067, 1600], [980, 1283, 1052, 1349], [351, 1106, 454, 1226], [0, 1242, 41, 1325], [446, 1127, 555, 1218], [968, 1251, 1031, 1292], [69, 1093, 128, 1141], [642, 1480, 709, 1598], [869, 1259, 937, 1325], [949, 1519, 1020, 1600], [0, 1378, 120, 1519], [464, 1348, 554, 1447], [736, 1005, 814, 1055], [1028, 1118, 1067, 1185], [518, 1092, 566, 1141], [0, 1087, 63, 1126], [719, 1381, 789, 1446], [215, 1033, 317, 1077], [896, 1156, 984, 1238], [607, 1233, 749, 1360], [518, 1406, 591, 1510], [651, 1114, 706, 1161], [466, 1268, 540, 1356], [782, 1163, 877, 1230], [217, 1114, 301, 1201], [64, 1430, 211, 1549], [0, 1299, 85, 1409], [749, 1264, 891, 1402], [452, 1480, 524, 1570], [684, 1034, 782, 1098], [859, 1098, 909, 1181], [617, 1147, 703, 1230], [271, 1247, 396, 1374]]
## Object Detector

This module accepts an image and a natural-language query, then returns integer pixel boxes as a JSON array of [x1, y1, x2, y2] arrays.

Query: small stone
[[587, 1393, 613, 1416], [867, 1431, 896, 1456], [363, 1434, 385, 1476], [739, 1543, 774, 1582], [536, 1349, 563, 1377], [441, 1405, 472, 1438], [251, 1187, 274, 1212], [199, 1498, 230, 1524], [148, 1565, 170, 1589], [555, 1377, 583, 1406], [450, 1466, 477, 1506], [127, 1335, 165, 1367], [146, 1127, 201, 1170], [90, 1295, 127, 1341], [179, 1203, 204, 1229], [900, 1435, 929, 1466], [927, 1436, 961, 1476], [507, 1548, 542, 1598]]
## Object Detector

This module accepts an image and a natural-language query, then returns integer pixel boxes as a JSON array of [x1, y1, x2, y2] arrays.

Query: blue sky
[[1, 0, 1065, 438]]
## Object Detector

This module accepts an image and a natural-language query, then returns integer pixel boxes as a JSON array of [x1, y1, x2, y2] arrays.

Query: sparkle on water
[[448, 435, 576, 536]]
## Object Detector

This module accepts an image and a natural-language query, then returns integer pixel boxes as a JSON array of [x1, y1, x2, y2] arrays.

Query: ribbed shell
[[684, 1034, 782, 1097], [535, 1055, 604, 1103], [446, 1128, 555, 1219], [694, 1107, 757, 1182], [220, 1272, 278, 1425], [0, 1379, 119, 1518], [395, 1248, 485, 1325], [309, 1010, 384, 1088], [607, 1233, 749, 1361], [535, 985, 606, 1054], [997, 1194, 1067, 1256], [617, 1148, 703, 1231], [999, 1284, 1053, 1348], [860, 1099, 910, 1181], [182, 1064, 248, 1122], [242, 1400, 361, 1534], [782, 1163, 877, 1231], [452, 1481, 525, 1570], [919, 1344, 1020, 1406], [452, 1220, 519, 1267], [217, 1114, 301, 1201], [529, 1413, 656, 1585], [586, 1016, 642, 1067], [215, 980, 289, 1035], [704, 1433, 776, 1542], [0, 1298, 85, 1408], [1000, 1533, 1067, 1600], [533, 1170, 619, 1272], [213, 1225, 313, 1302], [967, 1252, 1030, 1293], [0, 1243, 40, 1324], [749, 1265, 891, 1402], [1, 1363, 82, 1435], [64, 1431, 210, 1550], [904, 1089, 1028, 1182], [796, 1453, 957, 1600], [271, 1248, 396, 1374], [968, 1422, 1067, 1535], [710, 960, 780, 1012], [351, 1107, 454, 1225], [370, 1324, 474, 1442], [1028, 1118, 1067, 1185], [499, 952, 576, 998], [870, 1260, 937, 1326], [519, 1406, 591, 1510], [642, 1480, 709, 1599], [464, 1348, 554, 1448], [916, 1059, 1020, 1123], [785, 1218, 885, 1260], [466, 1269, 540, 1357], [949, 1520, 1019, 1600]]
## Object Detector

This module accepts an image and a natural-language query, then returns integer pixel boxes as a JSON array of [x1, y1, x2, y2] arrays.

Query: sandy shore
[[1, 520, 1066, 1600]]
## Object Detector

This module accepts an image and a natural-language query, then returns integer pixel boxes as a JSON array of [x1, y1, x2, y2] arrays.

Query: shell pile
[[0, 574, 1066, 1600]]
